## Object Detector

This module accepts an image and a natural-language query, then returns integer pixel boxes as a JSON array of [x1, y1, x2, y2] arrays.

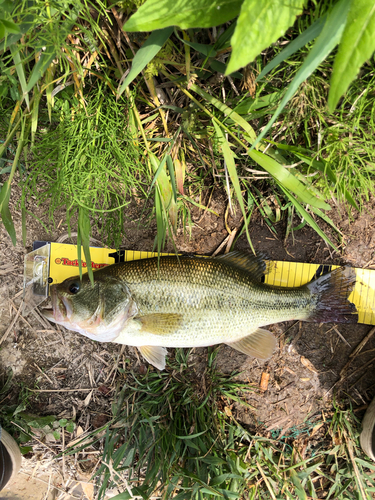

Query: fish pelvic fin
[[306, 266, 358, 324], [138, 346, 167, 370], [226, 328, 277, 360], [137, 313, 183, 335]]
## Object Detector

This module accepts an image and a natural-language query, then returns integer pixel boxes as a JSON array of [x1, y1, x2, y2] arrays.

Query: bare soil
[[1, 184, 375, 497]]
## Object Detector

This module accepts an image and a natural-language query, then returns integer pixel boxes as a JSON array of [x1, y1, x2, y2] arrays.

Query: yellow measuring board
[[48, 243, 375, 326]]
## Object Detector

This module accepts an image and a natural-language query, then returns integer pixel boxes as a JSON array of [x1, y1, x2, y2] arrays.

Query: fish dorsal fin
[[226, 328, 276, 360], [138, 346, 167, 370], [137, 313, 183, 335], [215, 251, 267, 281]]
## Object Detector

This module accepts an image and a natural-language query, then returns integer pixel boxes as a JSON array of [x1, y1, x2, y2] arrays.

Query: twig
[[339, 326, 375, 377], [333, 326, 351, 348], [0, 300, 23, 344], [34, 363, 55, 385], [11, 421, 56, 454]]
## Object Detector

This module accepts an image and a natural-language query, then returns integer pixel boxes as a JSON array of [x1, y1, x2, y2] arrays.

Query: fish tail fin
[[306, 266, 357, 323]]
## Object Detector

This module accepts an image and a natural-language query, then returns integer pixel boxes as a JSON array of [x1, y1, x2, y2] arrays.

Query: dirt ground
[[1, 184, 375, 498]]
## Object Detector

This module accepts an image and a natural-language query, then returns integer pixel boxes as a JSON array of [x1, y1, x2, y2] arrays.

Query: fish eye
[[68, 282, 80, 295]]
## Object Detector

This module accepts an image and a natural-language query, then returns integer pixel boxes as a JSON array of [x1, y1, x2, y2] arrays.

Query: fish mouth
[[42, 286, 71, 324]]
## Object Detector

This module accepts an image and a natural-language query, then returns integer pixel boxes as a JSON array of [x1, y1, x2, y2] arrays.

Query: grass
[[52, 350, 375, 500], [22, 86, 144, 248], [0, 367, 75, 455]]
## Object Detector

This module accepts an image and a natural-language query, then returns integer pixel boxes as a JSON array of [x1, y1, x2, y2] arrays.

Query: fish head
[[42, 273, 137, 341]]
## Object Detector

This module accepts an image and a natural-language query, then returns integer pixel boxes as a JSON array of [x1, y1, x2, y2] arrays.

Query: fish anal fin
[[138, 346, 167, 370], [215, 251, 268, 281], [137, 313, 183, 335], [226, 328, 277, 360]]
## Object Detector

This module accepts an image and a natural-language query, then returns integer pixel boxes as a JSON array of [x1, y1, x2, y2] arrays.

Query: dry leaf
[[310, 422, 325, 437], [81, 482, 95, 500], [84, 390, 93, 406], [224, 407, 232, 417]]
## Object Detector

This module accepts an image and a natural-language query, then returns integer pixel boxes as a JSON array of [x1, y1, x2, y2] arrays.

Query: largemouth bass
[[42, 252, 357, 370]]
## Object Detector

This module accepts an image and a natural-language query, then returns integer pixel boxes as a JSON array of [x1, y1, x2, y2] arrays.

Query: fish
[[42, 252, 358, 370]]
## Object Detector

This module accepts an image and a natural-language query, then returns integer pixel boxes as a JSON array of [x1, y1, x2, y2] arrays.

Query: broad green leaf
[[251, 0, 351, 149], [226, 0, 305, 75], [328, 1, 375, 111], [0, 181, 16, 245], [1, 19, 20, 34], [249, 150, 331, 210], [213, 121, 254, 251], [256, 15, 326, 81], [123, 0, 242, 32], [118, 27, 173, 96]]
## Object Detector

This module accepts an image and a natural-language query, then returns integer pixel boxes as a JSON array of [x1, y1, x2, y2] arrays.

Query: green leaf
[[233, 92, 280, 114], [118, 27, 173, 96], [20, 446, 33, 455], [189, 83, 257, 142], [226, 0, 305, 75], [174, 29, 217, 57], [10, 44, 30, 110], [66, 422, 75, 433], [251, 0, 351, 149], [52, 430, 60, 440], [108, 493, 132, 500], [123, 0, 242, 32], [1, 19, 20, 34], [279, 184, 337, 250], [289, 469, 307, 500], [27, 45, 56, 92], [249, 150, 331, 210], [0, 181, 16, 245], [59, 418, 68, 427], [328, 1, 375, 111], [213, 121, 254, 251], [78, 207, 93, 284], [256, 15, 326, 81]]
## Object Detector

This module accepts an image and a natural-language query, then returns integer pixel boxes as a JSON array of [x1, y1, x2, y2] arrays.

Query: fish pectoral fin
[[138, 346, 167, 370], [136, 313, 183, 335], [226, 328, 277, 360]]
